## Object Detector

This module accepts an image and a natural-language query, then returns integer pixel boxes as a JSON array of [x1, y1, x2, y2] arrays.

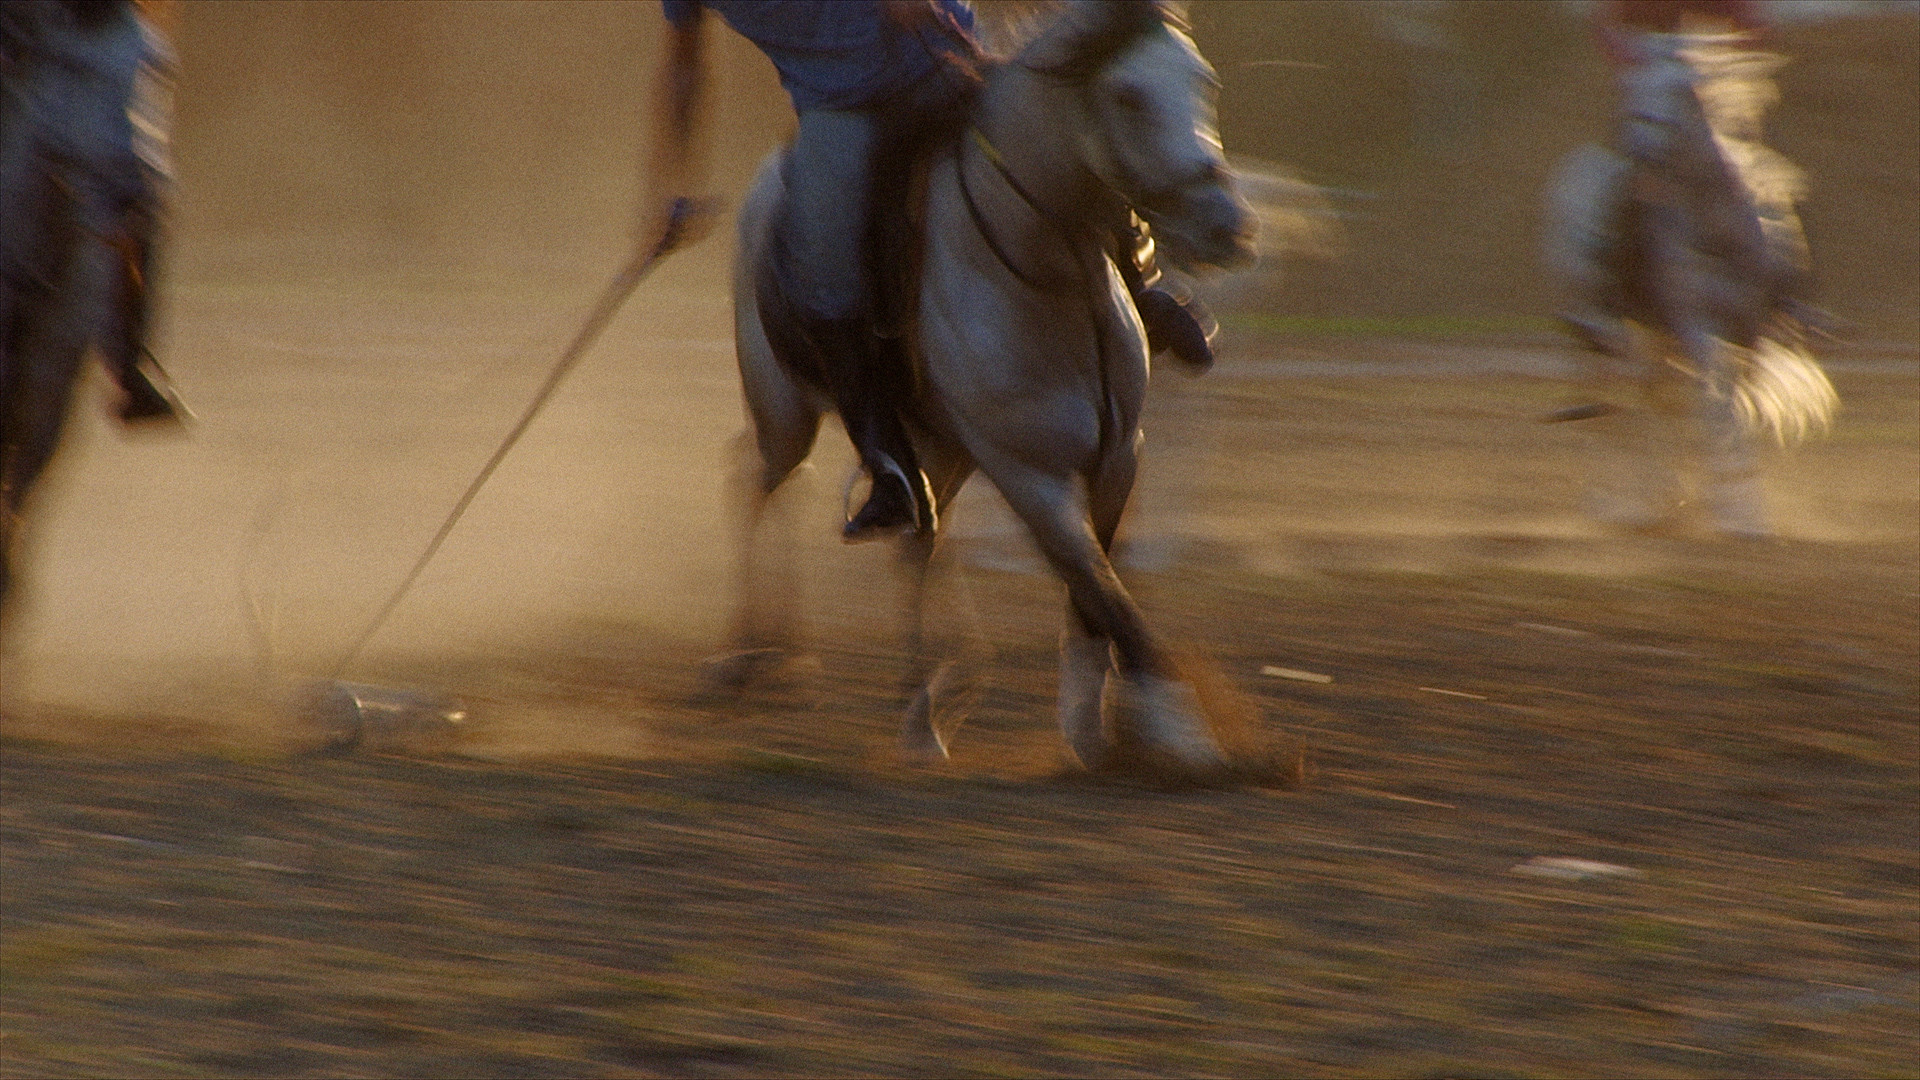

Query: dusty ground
[[3, 277, 1915, 1077]]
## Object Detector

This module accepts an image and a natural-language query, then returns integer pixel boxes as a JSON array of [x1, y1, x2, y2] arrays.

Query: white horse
[[719, 0, 1256, 778], [1544, 32, 1835, 538]]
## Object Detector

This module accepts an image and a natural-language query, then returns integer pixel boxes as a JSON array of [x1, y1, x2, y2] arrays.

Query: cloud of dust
[[0, 2, 807, 755]]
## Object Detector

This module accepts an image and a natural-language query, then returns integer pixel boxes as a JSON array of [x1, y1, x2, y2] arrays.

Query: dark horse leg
[[2, 183, 116, 612]]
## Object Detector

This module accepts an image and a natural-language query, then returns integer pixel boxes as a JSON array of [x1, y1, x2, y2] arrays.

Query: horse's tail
[[1731, 329, 1837, 447]]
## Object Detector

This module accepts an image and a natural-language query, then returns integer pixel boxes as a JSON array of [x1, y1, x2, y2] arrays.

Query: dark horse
[[2, 0, 179, 615]]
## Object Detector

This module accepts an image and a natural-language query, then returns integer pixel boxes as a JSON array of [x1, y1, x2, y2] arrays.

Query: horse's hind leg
[[1058, 619, 1114, 769], [706, 294, 823, 690]]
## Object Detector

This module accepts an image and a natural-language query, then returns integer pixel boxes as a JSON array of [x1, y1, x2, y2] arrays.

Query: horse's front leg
[[1084, 442, 1229, 775], [1676, 323, 1768, 538], [988, 458, 1224, 777]]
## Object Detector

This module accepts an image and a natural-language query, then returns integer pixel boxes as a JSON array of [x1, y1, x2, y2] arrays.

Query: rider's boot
[[1137, 286, 1216, 372], [114, 349, 188, 426], [801, 314, 936, 541], [105, 223, 188, 427], [1119, 216, 1215, 373]]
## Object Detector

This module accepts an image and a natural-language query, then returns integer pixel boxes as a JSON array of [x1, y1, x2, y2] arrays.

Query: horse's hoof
[[1124, 675, 1230, 778], [899, 679, 955, 765]]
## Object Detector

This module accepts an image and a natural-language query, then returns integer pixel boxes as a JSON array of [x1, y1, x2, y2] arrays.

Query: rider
[[1559, 0, 1772, 355], [652, 0, 1215, 542], [1, 0, 186, 427]]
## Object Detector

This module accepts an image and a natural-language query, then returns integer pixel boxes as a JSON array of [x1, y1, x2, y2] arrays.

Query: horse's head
[[1018, 0, 1255, 271]]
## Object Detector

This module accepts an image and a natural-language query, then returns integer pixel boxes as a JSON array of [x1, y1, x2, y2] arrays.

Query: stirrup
[[841, 458, 933, 542]]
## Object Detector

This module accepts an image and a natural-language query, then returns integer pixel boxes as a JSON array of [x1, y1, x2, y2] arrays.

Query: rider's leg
[[101, 198, 185, 425], [1116, 211, 1215, 373], [785, 107, 933, 540]]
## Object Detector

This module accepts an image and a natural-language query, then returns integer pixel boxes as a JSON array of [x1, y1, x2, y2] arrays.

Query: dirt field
[[5, 3, 1918, 1077], [4, 280, 1916, 1077]]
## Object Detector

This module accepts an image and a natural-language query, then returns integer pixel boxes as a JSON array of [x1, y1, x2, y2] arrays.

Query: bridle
[[956, 24, 1222, 294]]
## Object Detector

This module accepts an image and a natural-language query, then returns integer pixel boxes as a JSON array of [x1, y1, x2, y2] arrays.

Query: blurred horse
[[1544, 32, 1834, 537], [2, 0, 179, 614], [720, 0, 1255, 776]]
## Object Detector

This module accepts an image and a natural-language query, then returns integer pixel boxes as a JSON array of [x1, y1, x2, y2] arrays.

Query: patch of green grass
[[1612, 916, 1689, 953], [728, 748, 842, 778]]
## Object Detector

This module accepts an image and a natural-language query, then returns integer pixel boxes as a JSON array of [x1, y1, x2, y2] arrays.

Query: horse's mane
[[965, 0, 1059, 59]]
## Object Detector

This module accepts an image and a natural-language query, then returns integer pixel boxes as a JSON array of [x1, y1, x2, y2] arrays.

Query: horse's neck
[[971, 67, 1106, 241]]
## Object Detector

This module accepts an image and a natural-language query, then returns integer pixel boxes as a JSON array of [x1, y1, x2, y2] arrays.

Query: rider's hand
[[658, 196, 719, 255], [882, 0, 939, 33]]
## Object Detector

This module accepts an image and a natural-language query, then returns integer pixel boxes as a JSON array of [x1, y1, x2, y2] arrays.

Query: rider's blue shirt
[[661, 0, 975, 112]]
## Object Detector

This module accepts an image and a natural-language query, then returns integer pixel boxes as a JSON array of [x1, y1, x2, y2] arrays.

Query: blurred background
[[164, 0, 1919, 336], [2, 6, 1915, 1076]]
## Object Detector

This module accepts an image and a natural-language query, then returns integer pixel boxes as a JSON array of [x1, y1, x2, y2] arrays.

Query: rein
[[957, 124, 1075, 294]]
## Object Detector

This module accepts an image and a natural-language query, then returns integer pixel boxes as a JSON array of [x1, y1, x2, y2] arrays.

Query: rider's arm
[[645, 2, 710, 237]]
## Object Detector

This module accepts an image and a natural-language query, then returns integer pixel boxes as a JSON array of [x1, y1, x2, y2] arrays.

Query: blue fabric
[[3, 0, 151, 193], [781, 108, 879, 317], [662, 0, 974, 112]]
